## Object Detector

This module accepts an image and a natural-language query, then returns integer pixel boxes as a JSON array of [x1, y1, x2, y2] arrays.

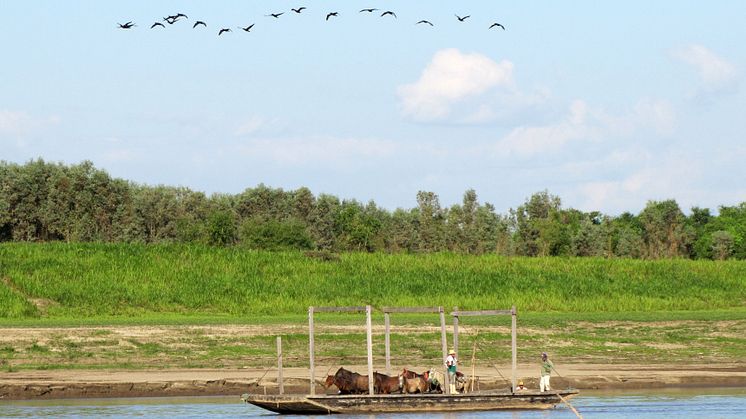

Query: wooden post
[[384, 312, 391, 375], [277, 336, 284, 395], [511, 305, 517, 393], [453, 306, 459, 355], [366, 305, 374, 395], [439, 306, 450, 395], [308, 306, 315, 395]]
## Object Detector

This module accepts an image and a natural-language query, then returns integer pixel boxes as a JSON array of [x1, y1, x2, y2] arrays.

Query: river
[[1, 388, 745, 418]]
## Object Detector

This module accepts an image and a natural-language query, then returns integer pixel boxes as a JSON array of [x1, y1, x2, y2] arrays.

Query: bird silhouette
[[291, 7, 306, 14], [381, 11, 397, 18], [218, 28, 231, 36], [117, 21, 135, 29], [240, 24, 255, 32], [326, 12, 338, 21], [416, 20, 434, 26], [150, 22, 165, 29], [489, 22, 506, 30], [455, 14, 470, 22], [175, 13, 188, 20], [193, 21, 207, 28], [359, 8, 378, 13], [267, 12, 284, 18]]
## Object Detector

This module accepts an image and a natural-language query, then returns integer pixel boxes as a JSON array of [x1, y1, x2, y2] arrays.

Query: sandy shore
[[2, 363, 746, 400]]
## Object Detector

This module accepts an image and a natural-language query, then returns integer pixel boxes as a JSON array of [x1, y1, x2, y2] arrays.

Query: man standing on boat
[[446, 349, 458, 394], [539, 352, 553, 392]]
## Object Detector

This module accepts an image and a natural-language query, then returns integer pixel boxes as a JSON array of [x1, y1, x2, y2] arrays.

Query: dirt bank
[[2, 363, 746, 400]]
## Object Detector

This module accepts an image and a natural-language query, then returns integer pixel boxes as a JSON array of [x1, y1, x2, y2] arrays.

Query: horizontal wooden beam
[[451, 309, 513, 317], [312, 306, 367, 313], [381, 306, 442, 313]]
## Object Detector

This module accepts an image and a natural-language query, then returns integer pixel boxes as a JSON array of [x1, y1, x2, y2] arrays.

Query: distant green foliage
[[240, 218, 312, 250], [1, 243, 745, 318], [2, 160, 746, 260], [207, 211, 237, 246]]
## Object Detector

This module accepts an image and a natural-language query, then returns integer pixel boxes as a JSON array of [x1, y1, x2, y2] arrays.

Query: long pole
[[277, 336, 284, 395], [439, 306, 450, 395], [308, 306, 315, 395], [511, 305, 517, 393], [385, 312, 391, 375], [453, 306, 459, 355], [366, 305, 374, 395]]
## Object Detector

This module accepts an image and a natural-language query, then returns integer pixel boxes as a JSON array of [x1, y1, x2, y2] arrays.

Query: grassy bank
[[1, 243, 745, 319], [1, 313, 744, 372]]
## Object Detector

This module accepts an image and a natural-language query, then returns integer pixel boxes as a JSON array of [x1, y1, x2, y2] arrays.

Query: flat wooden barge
[[242, 389, 579, 414]]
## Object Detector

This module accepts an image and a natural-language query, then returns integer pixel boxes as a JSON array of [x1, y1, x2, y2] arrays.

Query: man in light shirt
[[446, 349, 458, 394]]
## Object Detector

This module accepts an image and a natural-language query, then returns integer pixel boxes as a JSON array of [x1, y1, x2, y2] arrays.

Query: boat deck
[[242, 389, 579, 414]]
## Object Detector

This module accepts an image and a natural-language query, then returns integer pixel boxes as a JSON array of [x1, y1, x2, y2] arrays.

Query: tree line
[[1, 159, 744, 260]]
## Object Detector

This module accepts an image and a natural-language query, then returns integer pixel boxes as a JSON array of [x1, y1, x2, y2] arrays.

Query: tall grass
[[1, 243, 745, 318]]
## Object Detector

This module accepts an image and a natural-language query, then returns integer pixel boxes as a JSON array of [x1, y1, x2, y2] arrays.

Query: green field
[[1, 242, 745, 319], [1, 242, 745, 371]]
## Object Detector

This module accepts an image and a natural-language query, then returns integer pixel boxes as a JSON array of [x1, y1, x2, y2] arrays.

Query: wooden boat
[[241, 389, 579, 414]]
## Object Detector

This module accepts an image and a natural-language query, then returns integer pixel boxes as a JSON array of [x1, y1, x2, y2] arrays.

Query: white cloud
[[0, 111, 30, 135], [492, 97, 676, 156], [0, 110, 61, 136], [671, 44, 738, 94], [397, 49, 516, 122], [494, 100, 599, 155], [597, 98, 676, 137], [567, 149, 746, 214], [234, 115, 272, 136]]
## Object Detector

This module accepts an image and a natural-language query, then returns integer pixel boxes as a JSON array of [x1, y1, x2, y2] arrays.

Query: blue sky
[[2, 1, 745, 214]]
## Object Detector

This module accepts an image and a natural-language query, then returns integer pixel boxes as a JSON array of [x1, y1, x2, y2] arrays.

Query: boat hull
[[242, 390, 579, 414]]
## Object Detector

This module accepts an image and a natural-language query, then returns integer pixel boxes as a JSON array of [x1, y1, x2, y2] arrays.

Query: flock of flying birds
[[116, 7, 506, 36]]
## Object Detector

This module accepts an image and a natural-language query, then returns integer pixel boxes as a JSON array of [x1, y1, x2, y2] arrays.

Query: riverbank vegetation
[[2, 160, 745, 260], [1, 243, 745, 319]]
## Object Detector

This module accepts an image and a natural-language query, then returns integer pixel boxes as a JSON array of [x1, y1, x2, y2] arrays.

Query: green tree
[[383, 208, 417, 252], [513, 191, 578, 256], [711, 230, 735, 260], [309, 194, 340, 250], [571, 217, 606, 257], [415, 191, 445, 252], [206, 210, 237, 246], [638, 200, 692, 258]]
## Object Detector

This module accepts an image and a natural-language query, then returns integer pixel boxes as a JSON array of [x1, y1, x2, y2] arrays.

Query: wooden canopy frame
[[307, 305, 519, 396], [308, 306, 374, 395], [381, 306, 453, 394], [451, 306, 518, 392]]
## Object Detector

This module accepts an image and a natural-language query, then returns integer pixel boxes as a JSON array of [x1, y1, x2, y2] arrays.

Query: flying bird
[[163, 15, 179, 24], [240, 24, 255, 32], [455, 14, 470, 22], [489, 22, 506, 30], [193, 21, 207, 28], [267, 12, 284, 18], [175, 13, 188, 20], [416, 20, 434, 26], [359, 8, 378, 13], [326, 12, 338, 21], [218, 28, 231, 36], [291, 7, 306, 14], [381, 11, 397, 18], [150, 22, 165, 29], [117, 21, 135, 29]]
